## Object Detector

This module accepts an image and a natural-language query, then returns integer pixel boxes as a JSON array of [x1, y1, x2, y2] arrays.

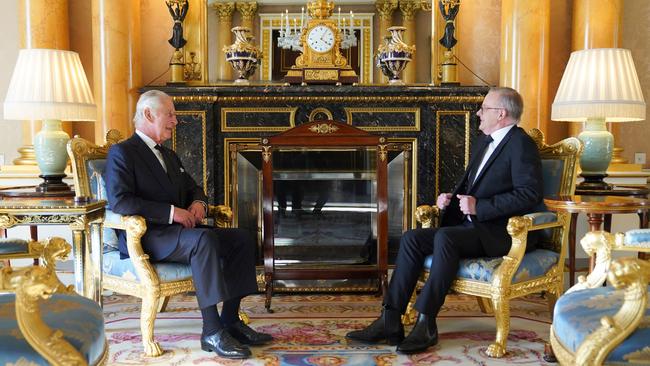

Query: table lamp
[[3, 49, 96, 192], [551, 48, 646, 190]]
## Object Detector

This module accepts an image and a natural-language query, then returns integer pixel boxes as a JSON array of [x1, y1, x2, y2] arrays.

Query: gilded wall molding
[[172, 95, 218, 103], [212, 2, 236, 21], [217, 95, 483, 103], [236, 1, 258, 22], [308, 107, 333, 121], [221, 107, 297, 132], [399, 0, 420, 21], [173, 110, 208, 192], [376, 0, 399, 21]]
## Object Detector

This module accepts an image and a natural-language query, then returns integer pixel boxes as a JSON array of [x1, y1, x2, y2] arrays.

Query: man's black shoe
[[201, 328, 251, 359], [345, 306, 404, 345], [227, 320, 274, 345], [396, 313, 438, 354]]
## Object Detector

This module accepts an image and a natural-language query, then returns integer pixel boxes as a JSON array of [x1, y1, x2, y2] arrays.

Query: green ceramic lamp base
[[33, 119, 71, 193], [576, 117, 613, 192]]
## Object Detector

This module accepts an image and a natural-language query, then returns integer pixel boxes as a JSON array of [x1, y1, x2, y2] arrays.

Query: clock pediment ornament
[[284, 0, 359, 85]]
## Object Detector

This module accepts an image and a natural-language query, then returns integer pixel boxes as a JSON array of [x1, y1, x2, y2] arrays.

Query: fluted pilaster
[[213, 2, 236, 81], [500, 0, 550, 132], [376, 0, 398, 83], [236, 2, 258, 30], [92, 0, 141, 143], [16, 0, 71, 164], [399, 0, 419, 83]]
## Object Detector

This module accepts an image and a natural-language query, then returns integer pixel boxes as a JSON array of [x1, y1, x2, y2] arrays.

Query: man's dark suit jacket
[[440, 126, 544, 257], [104, 133, 207, 261]]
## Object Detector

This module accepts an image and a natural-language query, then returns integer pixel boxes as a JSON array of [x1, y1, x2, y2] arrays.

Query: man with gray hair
[[105, 90, 272, 359], [347, 87, 543, 354]]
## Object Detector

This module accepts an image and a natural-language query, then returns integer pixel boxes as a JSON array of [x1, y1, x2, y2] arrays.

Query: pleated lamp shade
[[551, 48, 645, 123], [4, 48, 96, 121]]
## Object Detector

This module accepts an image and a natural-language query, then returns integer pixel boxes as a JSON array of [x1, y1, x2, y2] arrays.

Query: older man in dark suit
[[347, 87, 543, 353], [104, 90, 272, 359]]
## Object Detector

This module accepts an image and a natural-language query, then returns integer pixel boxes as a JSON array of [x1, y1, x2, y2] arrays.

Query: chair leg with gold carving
[[157, 296, 170, 313], [141, 294, 163, 357], [402, 290, 418, 325], [476, 296, 494, 314], [238, 310, 250, 325], [487, 296, 510, 358], [545, 283, 562, 315]]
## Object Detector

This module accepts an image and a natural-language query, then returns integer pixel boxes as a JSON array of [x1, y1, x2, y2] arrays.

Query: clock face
[[307, 25, 335, 53]]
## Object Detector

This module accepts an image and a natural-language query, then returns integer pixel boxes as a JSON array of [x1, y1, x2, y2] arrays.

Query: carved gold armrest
[[415, 204, 440, 229], [575, 257, 650, 365], [568, 231, 614, 293], [119, 215, 160, 287], [208, 204, 233, 228], [1, 265, 84, 365]]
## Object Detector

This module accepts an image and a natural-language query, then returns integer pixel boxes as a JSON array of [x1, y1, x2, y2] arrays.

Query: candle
[[338, 7, 341, 27], [349, 11, 353, 34], [301, 7, 304, 29], [280, 13, 283, 37], [285, 10, 290, 34], [293, 18, 297, 34]]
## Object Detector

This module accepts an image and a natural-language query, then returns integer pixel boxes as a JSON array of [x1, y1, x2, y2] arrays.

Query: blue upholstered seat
[[103, 250, 193, 281], [553, 286, 650, 364], [0, 293, 106, 365]]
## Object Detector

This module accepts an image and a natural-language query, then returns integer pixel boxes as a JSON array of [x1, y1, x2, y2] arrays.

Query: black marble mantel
[[145, 84, 489, 208]]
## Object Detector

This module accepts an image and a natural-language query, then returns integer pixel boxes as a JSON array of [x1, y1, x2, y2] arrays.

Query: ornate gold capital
[[399, 0, 420, 21], [376, 0, 398, 21], [212, 2, 236, 21], [236, 2, 258, 21]]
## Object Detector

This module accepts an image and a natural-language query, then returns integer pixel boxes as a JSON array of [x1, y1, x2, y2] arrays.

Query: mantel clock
[[284, 0, 358, 85]]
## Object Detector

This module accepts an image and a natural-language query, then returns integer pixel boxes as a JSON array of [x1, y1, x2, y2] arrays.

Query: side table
[[544, 194, 650, 286], [0, 198, 105, 303]]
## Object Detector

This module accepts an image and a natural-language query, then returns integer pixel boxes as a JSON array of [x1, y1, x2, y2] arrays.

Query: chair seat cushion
[[103, 250, 193, 282], [552, 286, 650, 363], [0, 293, 106, 365], [0, 238, 29, 255], [623, 229, 650, 248], [424, 249, 559, 283]]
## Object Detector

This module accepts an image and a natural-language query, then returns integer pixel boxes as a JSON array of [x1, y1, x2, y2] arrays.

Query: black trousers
[[385, 221, 488, 316], [163, 226, 257, 309]]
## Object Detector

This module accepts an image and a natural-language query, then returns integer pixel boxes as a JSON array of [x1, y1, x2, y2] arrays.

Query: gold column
[[236, 2, 258, 31], [15, 0, 71, 165], [92, 0, 141, 143], [399, 0, 419, 84], [571, 0, 624, 161], [376, 0, 398, 83], [213, 2, 236, 81], [499, 0, 550, 132]]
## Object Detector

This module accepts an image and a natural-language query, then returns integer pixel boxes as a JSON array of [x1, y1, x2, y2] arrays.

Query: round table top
[[574, 185, 650, 198], [0, 186, 75, 199], [545, 194, 650, 214]]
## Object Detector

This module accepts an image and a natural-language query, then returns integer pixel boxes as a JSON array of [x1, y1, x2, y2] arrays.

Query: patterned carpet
[[103, 292, 554, 365]]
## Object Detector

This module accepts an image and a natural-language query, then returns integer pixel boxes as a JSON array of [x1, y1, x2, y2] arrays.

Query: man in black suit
[[346, 87, 543, 353], [105, 90, 272, 359]]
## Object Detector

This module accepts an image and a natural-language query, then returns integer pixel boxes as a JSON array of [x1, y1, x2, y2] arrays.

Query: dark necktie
[[154, 144, 172, 177], [466, 135, 493, 191]]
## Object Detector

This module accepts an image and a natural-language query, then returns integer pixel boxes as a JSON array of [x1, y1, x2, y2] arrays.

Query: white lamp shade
[[551, 48, 646, 122], [3, 48, 96, 121]]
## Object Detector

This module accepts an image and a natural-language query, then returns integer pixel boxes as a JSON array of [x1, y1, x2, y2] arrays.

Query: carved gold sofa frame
[[405, 129, 582, 357], [0, 237, 107, 365], [68, 130, 237, 357], [550, 230, 650, 365]]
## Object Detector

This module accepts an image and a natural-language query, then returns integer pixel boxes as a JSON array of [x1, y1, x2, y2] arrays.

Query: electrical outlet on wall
[[634, 152, 646, 165]]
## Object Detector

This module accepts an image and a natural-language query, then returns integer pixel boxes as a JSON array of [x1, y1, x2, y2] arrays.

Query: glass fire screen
[[232, 146, 410, 268]]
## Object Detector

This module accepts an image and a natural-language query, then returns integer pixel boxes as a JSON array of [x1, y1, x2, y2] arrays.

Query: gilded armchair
[[67, 130, 236, 357], [406, 129, 582, 357], [0, 237, 107, 365], [550, 230, 650, 365]]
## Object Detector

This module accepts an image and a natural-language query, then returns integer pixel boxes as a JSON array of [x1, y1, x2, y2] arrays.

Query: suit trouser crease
[[386, 222, 487, 316], [164, 226, 257, 309]]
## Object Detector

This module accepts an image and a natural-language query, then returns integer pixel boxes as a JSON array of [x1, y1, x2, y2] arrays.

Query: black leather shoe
[[201, 329, 251, 359], [345, 306, 404, 345], [396, 313, 438, 354], [227, 320, 273, 345]]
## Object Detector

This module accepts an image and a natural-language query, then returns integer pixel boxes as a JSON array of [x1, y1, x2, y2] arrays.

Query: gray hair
[[490, 87, 524, 122], [133, 90, 171, 126]]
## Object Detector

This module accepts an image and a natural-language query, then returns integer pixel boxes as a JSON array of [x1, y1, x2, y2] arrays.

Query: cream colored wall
[[0, 0, 21, 165], [620, 0, 650, 168]]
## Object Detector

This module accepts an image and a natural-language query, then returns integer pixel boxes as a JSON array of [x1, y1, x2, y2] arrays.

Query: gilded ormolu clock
[[284, 0, 358, 85]]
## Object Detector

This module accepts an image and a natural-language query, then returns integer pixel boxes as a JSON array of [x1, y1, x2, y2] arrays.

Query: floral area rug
[[104, 293, 554, 365]]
